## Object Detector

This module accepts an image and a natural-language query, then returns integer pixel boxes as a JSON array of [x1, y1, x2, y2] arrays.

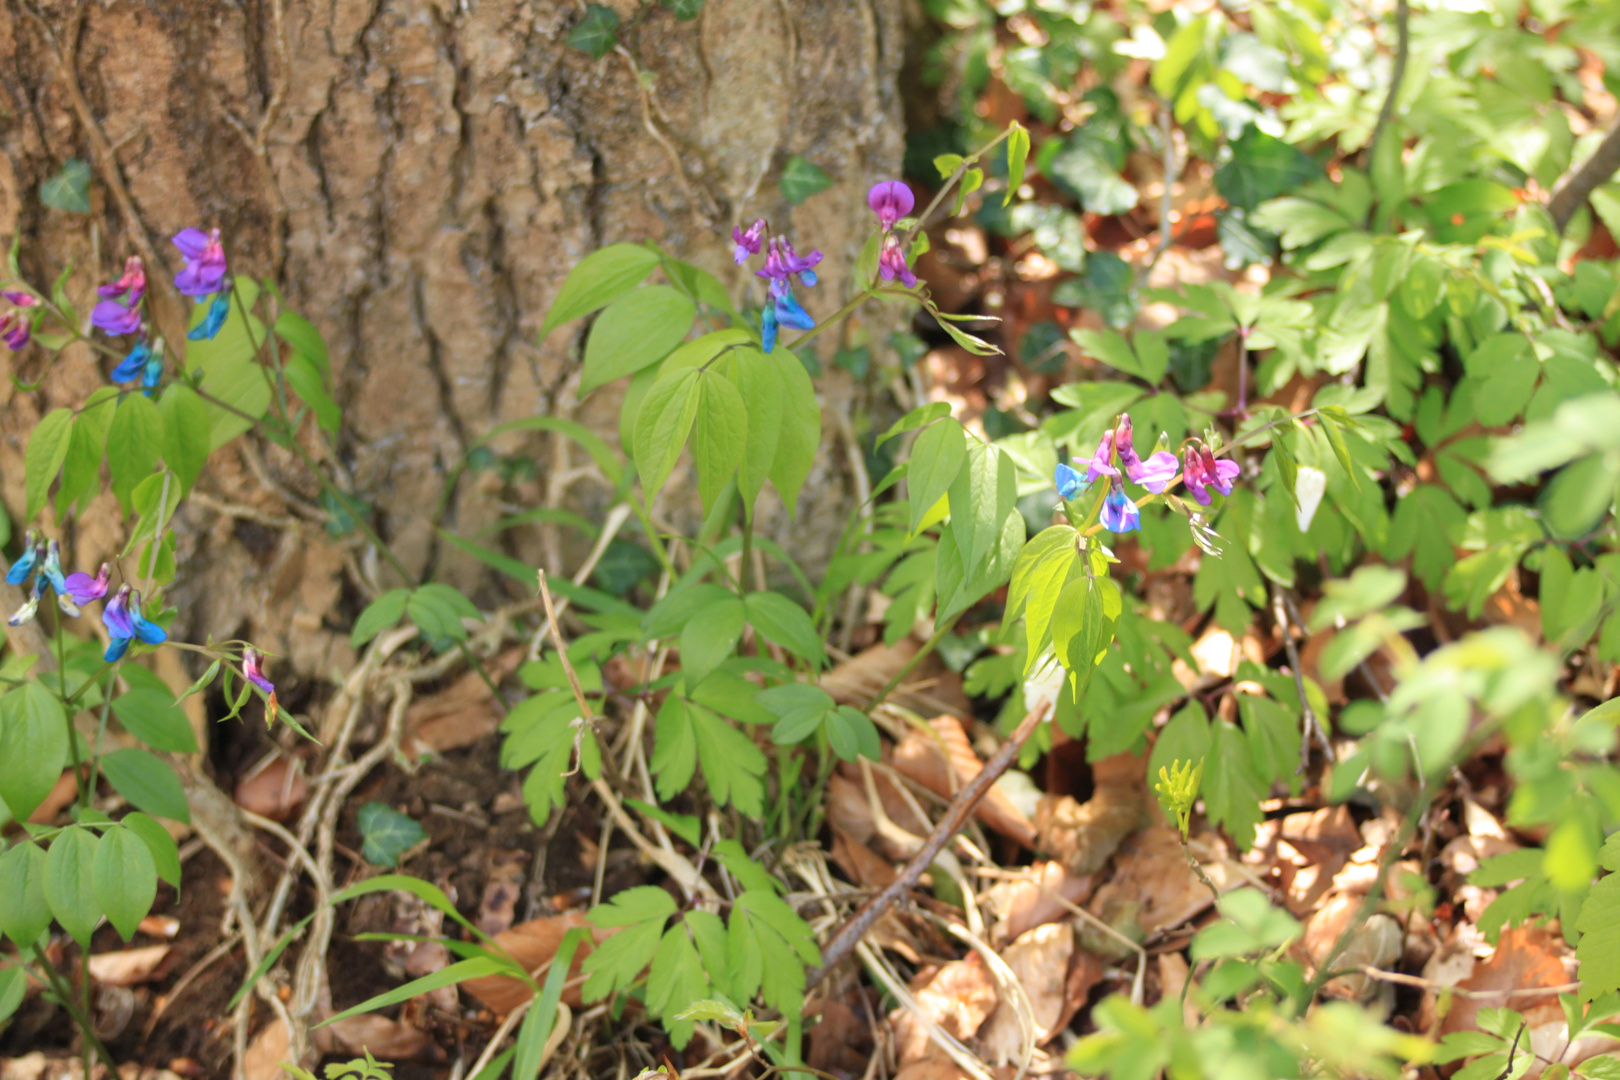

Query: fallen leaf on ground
[[806, 999, 873, 1077], [138, 915, 180, 938], [891, 954, 999, 1065], [980, 923, 1072, 1063], [318, 1014, 445, 1062], [984, 860, 1096, 942], [827, 766, 931, 859], [28, 769, 80, 825], [89, 945, 172, 986], [233, 755, 309, 821], [892, 717, 1037, 847], [824, 638, 972, 719], [242, 1019, 290, 1080], [830, 825, 897, 888], [1087, 826, 1225, 942], [460, 911, 607, 1014], [1439, 925, 1571, 1037], [401, 648, 525, 757], [478, 848, 530, 935], [1035, 755, 1148, 877]]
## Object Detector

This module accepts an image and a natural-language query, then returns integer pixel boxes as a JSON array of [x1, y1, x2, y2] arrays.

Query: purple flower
[[243, 648, 275, 694], [91, 297, 143, 336], [172, 227, 227, 297], [0, 311, 30, 351], [187, 293, 230, 341], [867, 181, 915, 231], [878, 234, 918, 288], [102, 585, 166, 662], [1055, 462, 1088, 501], [757, 237, 823, 290], [1202, 449, 1240, 496], [97, 256, 147, 306], [5, 531, 40, 585], [1100, 483, 1140, 534], [1112, 413, 1142, 472], [111, 340, 151, 383], [1081, 430, 1119, 482], [2, 290, 39, 307], [733, 219, 766, 264], [1182, 448, 1213, 506], [1128, 451, 1180, 494], [63, 564, 110, 606]]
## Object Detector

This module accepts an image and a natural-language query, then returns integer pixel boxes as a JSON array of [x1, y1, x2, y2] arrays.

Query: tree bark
[[0, 0, 903, 680]]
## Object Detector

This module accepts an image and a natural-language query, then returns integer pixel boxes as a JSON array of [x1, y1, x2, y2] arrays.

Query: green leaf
[[357, 802, 428, 868], [634, 367, 702, 506], [1005, 123, 1030, 206], [471, 414, 626, 492], [113, 687, 199, 754], [583, 885, 677, 1000], [743, 592, 825, 668], [40, 158, 91, 213], [100, 749, 190, 824], [407, 583, 482, 644], [680, 597, 745, 687], [55, 391, 115, 518], [580, 286, 696, 395], [1384, 485, 1467, 591], [647, 923, 712, 1048], [44, 827, 100, 946], [330, 873, 488, 941], [24, 408, 73, 522], [159, 383, 212, 491], [878, 402, 952, 449], [1202, 719, 1265, 849], [947, 441, 1017, 579], [107, 393, 164, 513], [693, 370, 749, 511], [565, 4, 621, 60], [0, 842, 51, 947], [1578, 871, 1620, 1000], [284, 352, 342, 434], [663, 0, 704, 19], [273, 309, 330, 373], [320, 957, 510, 1027], [1008, 525, 1080, 669], [0, 966, 25, 1026], [514, 927, 588, 1079], [352, 588, 410, 648], [1215, 127, 1322, 213], [1051, 569, 1122, 696], [691, 702, 766, 814], [0, 682, 68, 822], [122, 811, 181, 889], [728, 347, 784, 512], [779, 156, 834, 205], [228, 913, 315, 1011], [93, 825, 158, 940], [908, 418, 968, 536], [540, 243, 660, 339], [769, 350, 821, 517]]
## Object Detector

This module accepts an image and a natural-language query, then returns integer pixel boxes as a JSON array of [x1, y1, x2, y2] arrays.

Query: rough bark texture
[[0, 0, 903, 683]]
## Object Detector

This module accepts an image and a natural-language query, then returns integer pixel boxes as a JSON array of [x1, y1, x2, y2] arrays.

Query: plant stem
[[32, 945, 118, 1077], [865, 615, 960, 712], [54, 629, 85, 807], [901, 125, 1019, 251], [1366, 0, 1411, 212]]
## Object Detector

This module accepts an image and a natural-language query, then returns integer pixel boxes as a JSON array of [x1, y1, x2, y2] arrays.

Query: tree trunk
[[0, 0, 904, 679]]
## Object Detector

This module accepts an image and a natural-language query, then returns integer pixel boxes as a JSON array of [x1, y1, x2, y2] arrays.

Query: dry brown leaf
[[1320, 913, 1402, 1001], [1441, 926, 1572, 1038], [891, 954, 1000, 1065], [1088, 826, 1220, 939], [1156, 952, 1200, 1026], [88, 945, 172, 987], [980, 923, 1073, 1064], [401, 648, 525, 757], [242, 1019, 291, 1080], [893, 1061, 978, 1080], [318, 1014, 445, 1062], [1272, 807, 1361, 916], [138, 915, 180, 938], [233, 755, 309, 822], [477, 848, 530, 936], [460, 911, 607, 1014], [892, 717, 1037, 847], [28, 769, 80, 825], [985, 860, 1096, 942], [824, 638, 972, 719], [806, 999, 873, 1077], [830, 825, 897, 888], [827, 765, 931, 859], [1035, 755, 1148, 877]]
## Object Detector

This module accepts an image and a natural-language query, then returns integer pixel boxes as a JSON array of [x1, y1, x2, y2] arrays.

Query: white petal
[[1295, 466, 1327, 532]]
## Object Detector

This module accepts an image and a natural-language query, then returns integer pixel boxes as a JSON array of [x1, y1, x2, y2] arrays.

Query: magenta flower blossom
[[102, 585, 167, 662], [757, 237, 823, 289], [97, 256, 147, 306], [1112, 413, 1142, 470], [172, 227, 227, 297], [878, 234, 918, 288], [1128, 451, 1180, 494], [243, 648, 276, 694], [733, 219, 766, 264], [2, 290, 39, 307], [91, 296, 142, 336], [63, 564, 110, 607], [1183, 446, 1240, 505], [1201, 448, 1240, 496], [867, 181, 915, 231], [1100, 483, 1140, 534], [1081, 430, 1119, 482], [0, 311, 30, 351]]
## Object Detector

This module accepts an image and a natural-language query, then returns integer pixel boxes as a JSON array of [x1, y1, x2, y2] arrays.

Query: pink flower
[[878, 233, 917, 288], [97, 256, 146, 305], [1127, 451, 1180, 494], [2, 290, 39, 307], [0, 311, 30, 351], [867, 181, 915, 231]]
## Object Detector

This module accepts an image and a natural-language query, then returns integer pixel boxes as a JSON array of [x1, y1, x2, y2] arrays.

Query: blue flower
[[1055, 462, 1089, 501], [141, 350, 164, 394], [102, 585, 167, 662], [1100, 483, 1140, 534], [111, 340, 150, 383], [187, 293, 230, 341], [5, 530, 40, 585], [761, 303, 779, 353]]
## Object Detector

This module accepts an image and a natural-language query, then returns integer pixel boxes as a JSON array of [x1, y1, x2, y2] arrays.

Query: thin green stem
[[865, 615, 960, 712], [63, 660, 115, 709], [54, 629, 85, 807], [32, 945, 117, 1076], [783, 289, 877, 353], [901, 125, 1019, 251], [86, 677, 114, 804]]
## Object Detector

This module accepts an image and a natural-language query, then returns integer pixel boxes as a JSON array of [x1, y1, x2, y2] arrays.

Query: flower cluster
[[91, 228, 231, 391], [868, 181, 918, 288], [172, 227, 231, 341], [734, 219, 822, 353], [1054, 413, 1241, 533], [0, 290, 39, 351], [5, 530, 164, 661]]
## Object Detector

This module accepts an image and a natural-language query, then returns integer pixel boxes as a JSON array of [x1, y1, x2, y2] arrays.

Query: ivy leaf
[[1215, 127, 1322, 213], [567, 4, 621, 59], [779, 157, 834, 206], [40, 158, 92, 214], [357, 802, 427, 868]]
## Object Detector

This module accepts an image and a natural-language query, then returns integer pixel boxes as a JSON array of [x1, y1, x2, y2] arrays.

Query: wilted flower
[[102, 585, 167, 662], [172, 228, 227, 297], [867, 181, 915, 231], [732, 219, 766, 264], [0, 311, 30, 351], [877, 234, 917, 288], [1100, 482, 1140, 534]]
